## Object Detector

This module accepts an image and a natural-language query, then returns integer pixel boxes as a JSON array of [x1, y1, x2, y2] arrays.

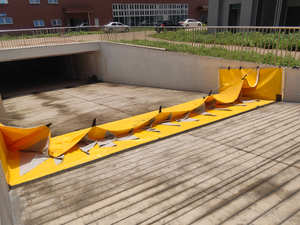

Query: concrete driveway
[[3, 82, 204, 137], [5, 83, 300, 225], [9, 99, 300, 225]]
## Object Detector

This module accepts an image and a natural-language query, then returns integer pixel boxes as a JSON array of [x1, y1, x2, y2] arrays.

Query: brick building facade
[[0, 0, 208, 30]]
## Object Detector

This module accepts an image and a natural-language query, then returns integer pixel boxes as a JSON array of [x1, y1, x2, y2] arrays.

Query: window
[[159, 5, 163, 9], [135, 5, 139, 9], [145, 11, 149, 15], [33, 20, 44, 27], [135, 11, 139, 15], [145, 5, 149, 9], [51, 19, 61, 26], [48, 0, 58, 4], [118, 5, 123, 10], [140, 11, 144, 15], [0, 0, 8, 4], [140, 5, 144, 9], [113, 4, 117, 10], [29, 0, 40, 4], [0, 17, 13, 24]]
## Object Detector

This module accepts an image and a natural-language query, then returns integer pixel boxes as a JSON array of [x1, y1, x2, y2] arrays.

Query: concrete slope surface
[[3, 83, 204, 137], [9, 101, 300, 225]]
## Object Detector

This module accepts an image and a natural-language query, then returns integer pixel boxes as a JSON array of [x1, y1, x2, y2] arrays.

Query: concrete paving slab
[[6, 86, 300, 225], [3, 82, 204, 136]]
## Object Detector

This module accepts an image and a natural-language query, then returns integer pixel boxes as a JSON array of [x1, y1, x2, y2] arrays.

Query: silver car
[[103, 22, 130, 33], [179, 19, 202, 27]]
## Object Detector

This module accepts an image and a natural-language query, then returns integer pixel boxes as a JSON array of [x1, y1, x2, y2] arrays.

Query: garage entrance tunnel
[[0, 54, 93, 99]]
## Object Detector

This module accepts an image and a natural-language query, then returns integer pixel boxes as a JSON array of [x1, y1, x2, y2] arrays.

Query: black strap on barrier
[[208, 90, 212, 96], [92, 118, 96, 127], [45, 123, 52, 128], [159, 106, 162, 113]]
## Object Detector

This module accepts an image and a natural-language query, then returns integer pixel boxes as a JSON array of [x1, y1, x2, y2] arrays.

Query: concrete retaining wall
[[0, 94, 7, 125], [97, 42, 300, 101], [284, 68, 300, 102], [72, 53, 97, 80], [97, 42, 272, 94], [0, 161, 13, 225]]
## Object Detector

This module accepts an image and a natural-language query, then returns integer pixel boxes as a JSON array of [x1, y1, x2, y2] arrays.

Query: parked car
[[76, 22, 89, 31], [155, 20, 183, 33], [179, 19, 202, 27], [79, 22, 88, 27], [141, 20, 154, 26], [103, 22, 130, 33]]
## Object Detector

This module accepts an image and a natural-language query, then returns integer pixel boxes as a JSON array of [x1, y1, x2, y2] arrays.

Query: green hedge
[[116, 39, 300, 68], [149, 30, 300, 52]]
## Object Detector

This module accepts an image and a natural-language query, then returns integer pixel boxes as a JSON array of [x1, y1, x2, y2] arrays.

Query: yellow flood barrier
[[0, 67, 282, 187]]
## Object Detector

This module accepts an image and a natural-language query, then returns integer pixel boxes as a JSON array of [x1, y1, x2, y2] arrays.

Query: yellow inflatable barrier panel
[[0, 68, 282, 188]]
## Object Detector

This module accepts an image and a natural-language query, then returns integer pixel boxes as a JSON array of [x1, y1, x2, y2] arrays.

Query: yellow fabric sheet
[[0, 131, 9, 181], [243, 68, 282, 100], [219, 68, 259, 88], [0, 125, 50, 152], [50, 98, 207, 158], [0, 67, 283, 187], [205, 79, 243, 104], [6, 100, 273, 186], [219, 68, 282, 101]]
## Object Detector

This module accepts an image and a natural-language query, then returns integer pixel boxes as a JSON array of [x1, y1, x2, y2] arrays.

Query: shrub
[[149, 29, 300, 52], [116, 39, 300, 68]]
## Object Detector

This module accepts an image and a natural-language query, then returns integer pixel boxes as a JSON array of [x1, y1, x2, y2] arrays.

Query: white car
[[103, 22, 130, 33], [179, 19, 202, 27]]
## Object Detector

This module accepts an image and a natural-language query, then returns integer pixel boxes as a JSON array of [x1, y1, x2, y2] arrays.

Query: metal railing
[[0, 26, 299, 68]]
